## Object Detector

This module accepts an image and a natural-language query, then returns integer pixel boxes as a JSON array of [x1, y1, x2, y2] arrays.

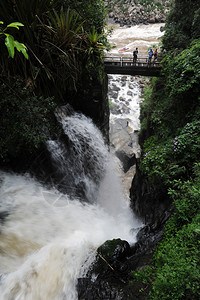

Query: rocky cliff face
[[105, 0, 171, 25]]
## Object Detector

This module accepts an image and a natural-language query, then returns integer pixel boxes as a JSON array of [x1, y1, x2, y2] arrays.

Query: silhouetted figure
[[133, 48, 138, 64]]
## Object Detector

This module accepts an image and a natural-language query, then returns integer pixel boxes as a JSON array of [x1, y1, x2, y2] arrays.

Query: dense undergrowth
[[132, 1, 200, 298], [0, 0, 109, 163]]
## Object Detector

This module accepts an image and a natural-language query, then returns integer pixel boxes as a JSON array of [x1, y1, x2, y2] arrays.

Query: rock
[[127, 91, 133, 96], [121, 76, 127, 81], [130, 161, 172, 225], [128, 84, 134, 89], [111, 92, 118, 99], [105, 0, 169, 25], [112, 84, 120, 92], [115, 150, 136, 173]]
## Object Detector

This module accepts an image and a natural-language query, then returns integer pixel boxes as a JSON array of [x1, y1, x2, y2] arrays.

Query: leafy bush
[[131, 171, 200, 299], [163, 40, 200, 102], [140, 40, 200, 137], [162, 0, 200, 50], [172, 120, 200, 164], [134, 2, 200, 299], [152, 214, 200, 299], [0, 77, 57, 161], [140, 118, 200, 185], [0, 1, 109, 102]]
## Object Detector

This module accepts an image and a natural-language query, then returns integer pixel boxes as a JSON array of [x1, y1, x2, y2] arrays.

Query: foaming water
[[107, 23, 164, 57], [46, 113, 108, 202], [0, 114, 142, 299]]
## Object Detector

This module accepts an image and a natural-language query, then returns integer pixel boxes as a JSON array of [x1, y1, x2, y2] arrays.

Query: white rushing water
[[106, 22, 165, 57], [0, 113, 142, 300]]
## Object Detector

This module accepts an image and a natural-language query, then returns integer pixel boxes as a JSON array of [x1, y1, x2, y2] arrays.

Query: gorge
[[0, 23, 166, 299], [1, 0, 200, 299]]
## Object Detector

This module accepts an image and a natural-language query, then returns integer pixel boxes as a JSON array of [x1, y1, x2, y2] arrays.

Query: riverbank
[[105, 0, 170, 26]]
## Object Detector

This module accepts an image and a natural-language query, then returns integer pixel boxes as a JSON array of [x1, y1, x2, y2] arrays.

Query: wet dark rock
[[0, 211, 9, 225], [112, 84, 121, 92], [128, 84, 134, 89], [77, 239, 134, 299], [77, 237, 155, 299], [78, 278, 124, 300], [121, 76, 127, 82], [130, 160, 172, 225], [115, 150, 136, 173], [78, 157, 173, 298], [111, 92, 119, 99], [110, 106, 121, 115], [121, 105, 130, 114]]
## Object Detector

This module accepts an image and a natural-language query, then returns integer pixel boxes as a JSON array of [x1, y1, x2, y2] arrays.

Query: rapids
[[0, 113, 141, 300]]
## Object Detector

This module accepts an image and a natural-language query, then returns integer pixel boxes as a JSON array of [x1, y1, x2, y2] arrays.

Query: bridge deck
[[104, 56, 162, 76]]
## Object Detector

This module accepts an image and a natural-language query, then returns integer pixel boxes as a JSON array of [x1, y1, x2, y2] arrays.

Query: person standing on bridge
[[153, 49, 158, 62], [133, 48, 138, 65], [148, 48, 153, 66]]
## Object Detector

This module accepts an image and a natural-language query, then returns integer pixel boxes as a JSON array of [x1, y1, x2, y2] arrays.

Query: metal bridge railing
[[103, 56, 161, 68]]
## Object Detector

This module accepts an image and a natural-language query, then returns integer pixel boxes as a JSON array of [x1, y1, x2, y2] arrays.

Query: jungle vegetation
[[0, 1, 200, 298], [132, 0, 200, 298], [0, 0, 108, 163]]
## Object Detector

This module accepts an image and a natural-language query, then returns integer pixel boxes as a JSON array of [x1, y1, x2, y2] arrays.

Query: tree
[[162, 0, 200, 50]]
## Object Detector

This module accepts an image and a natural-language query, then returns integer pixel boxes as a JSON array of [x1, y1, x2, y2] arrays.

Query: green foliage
[[132, 171, 200, 299], [135, 2, 200, 299], [151, 171, 200, 299], [140, 119, 200, 185], [86, 26, 105, 61], [140, 40, 200, 137], [54, 0, 107, 33], [172, 120, 200, 163], [0, 77, 57, 160], [152, 216, 200, 299], [0, 0, 109, 101], [163, 40, 200, 100], [162, 0, 200, 50], [0, 21, 28, 59], [0, 0, 109, 164]]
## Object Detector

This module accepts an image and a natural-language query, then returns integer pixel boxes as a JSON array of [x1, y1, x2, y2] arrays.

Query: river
[[107, 22, 164, 195], [0, 23, 164, 299]]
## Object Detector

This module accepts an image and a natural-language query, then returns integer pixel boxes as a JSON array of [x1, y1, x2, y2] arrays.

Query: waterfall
[[0, 112, 142, 300], [46, 112, 108, 203]]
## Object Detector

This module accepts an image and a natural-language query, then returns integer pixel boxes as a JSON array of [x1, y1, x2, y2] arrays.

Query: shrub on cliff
[[150, 168, 200, 299], [162, 0, 200, 50], [134, 4, 200, 298], [0, 0, 109, 164], [140, 39, 200, 138], [0, 77, 57, 162]]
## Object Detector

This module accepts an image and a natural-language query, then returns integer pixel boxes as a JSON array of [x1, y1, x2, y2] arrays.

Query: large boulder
[[130, 160, 172, 225]]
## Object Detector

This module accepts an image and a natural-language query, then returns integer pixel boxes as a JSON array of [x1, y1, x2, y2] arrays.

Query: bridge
[[104, 56, 162, 76]]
